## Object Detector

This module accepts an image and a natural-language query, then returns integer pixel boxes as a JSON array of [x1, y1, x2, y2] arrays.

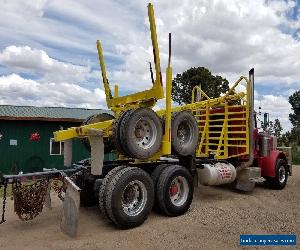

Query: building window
[[50, 138, 64, 155]]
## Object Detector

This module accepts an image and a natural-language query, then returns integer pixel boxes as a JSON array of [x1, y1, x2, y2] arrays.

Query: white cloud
[[0, 46, 90, 83], [89, 0, 300, 111], [153, 0, 300, 85], [0, 74, 106, 108], [0, 0, 299, 132], [0, 0, 299, 87], [0, 0, 48, 18]]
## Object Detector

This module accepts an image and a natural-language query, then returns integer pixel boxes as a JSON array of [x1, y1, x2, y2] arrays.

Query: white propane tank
[[197, 162, 237, 186]]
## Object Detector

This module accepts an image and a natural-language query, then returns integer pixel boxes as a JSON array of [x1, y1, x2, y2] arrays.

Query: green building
[[0, 105, 110, 174]]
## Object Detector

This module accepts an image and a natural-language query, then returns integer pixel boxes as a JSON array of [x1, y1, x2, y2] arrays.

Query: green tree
[[273, 118, 283, 138], [289, 90, 300, 128], [278, 131, 290, 147], [172, 67, 229, 104], [290, 127, 300, 146], [288, 90, 300, 146], [260, 120, 268, 132], [260, 117, 282, 138]]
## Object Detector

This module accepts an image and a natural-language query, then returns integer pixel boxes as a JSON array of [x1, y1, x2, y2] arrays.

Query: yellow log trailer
[[0, 3, 291, 237]]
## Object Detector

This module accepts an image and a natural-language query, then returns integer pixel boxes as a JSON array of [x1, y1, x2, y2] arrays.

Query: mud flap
[[235, 167, 261, 192], [60, 177, 81, 237]]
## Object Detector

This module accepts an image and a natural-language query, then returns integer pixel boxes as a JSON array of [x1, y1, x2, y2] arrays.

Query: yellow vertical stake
[[148, 3, 163, 95], [224, 103, 229, 158], [114, 85, 119, 97], [96, 40, 112, 108], [162, 33, 172, 155]]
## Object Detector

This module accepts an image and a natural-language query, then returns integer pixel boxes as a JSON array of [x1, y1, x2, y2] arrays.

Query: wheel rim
[[134, 118, 157, 150], [121, 180, 147, 216], [169, 176, 189, 207], [278, 165, 286, 184], [177, 121, 193, 147]]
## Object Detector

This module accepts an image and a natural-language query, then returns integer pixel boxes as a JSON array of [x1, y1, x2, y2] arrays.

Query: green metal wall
[[0, 120, 113, 174]]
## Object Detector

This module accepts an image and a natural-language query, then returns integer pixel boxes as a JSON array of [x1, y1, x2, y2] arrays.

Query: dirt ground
[[0, 167, 299, 250]]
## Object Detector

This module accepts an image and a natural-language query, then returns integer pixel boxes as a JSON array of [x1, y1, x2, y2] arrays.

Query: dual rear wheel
[[99, 164, 194, 228], [112, 108, 199, 159], [99, 166, 154, 228], [80, 109, 199, 159], [152, 164, 194, 216], [113, 108, 163, 159]]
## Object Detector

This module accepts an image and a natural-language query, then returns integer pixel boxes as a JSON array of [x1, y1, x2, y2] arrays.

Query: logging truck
[[0, 3, 292, 237]]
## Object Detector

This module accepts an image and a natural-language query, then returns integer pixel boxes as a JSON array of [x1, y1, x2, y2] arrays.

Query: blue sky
[[0, 0, 299, 131]]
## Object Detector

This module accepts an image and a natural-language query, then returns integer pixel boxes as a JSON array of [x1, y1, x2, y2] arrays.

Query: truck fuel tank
[[197, 162, 237, 186]]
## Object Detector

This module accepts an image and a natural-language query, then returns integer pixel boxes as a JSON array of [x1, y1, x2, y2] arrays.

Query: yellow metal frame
[[96, 3, 164, 115], [155, 76, 250, 160], [190, 77, 250, 159], [53, 3, 251, 163], [54, 3, 172, 159], [54, 74, 250, 161], [54, 120, 113, 142], [192, 86, 210, 102]]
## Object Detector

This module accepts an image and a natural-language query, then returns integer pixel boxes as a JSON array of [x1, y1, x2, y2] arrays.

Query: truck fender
[[260, 151, 287, 178]]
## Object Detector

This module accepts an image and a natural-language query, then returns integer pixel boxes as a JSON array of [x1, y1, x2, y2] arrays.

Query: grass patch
[[292, 147, 300, 165]]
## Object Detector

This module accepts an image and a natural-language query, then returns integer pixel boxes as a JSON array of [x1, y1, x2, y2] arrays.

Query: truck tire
[[99, 165, 128, 219], [171, 111, 199, 156], [119, 108, 163, 159], [151, 164, 172, 188], [81, 113, 115, 153], [151, 164, 172, 210], [104, 167, 154, 228], [267, 158, 288, 190], [156, 165, 194, 216], [112, 109, 134, 156]]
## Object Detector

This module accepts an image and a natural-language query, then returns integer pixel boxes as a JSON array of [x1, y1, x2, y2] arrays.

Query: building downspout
[[237, 68, 255, 171]]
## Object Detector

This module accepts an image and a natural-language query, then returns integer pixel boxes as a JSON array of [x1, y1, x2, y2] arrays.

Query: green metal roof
[[0, 105, 111, 121]]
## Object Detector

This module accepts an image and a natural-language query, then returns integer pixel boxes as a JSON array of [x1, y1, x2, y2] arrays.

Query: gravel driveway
[[0, 166, 299, 250]]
